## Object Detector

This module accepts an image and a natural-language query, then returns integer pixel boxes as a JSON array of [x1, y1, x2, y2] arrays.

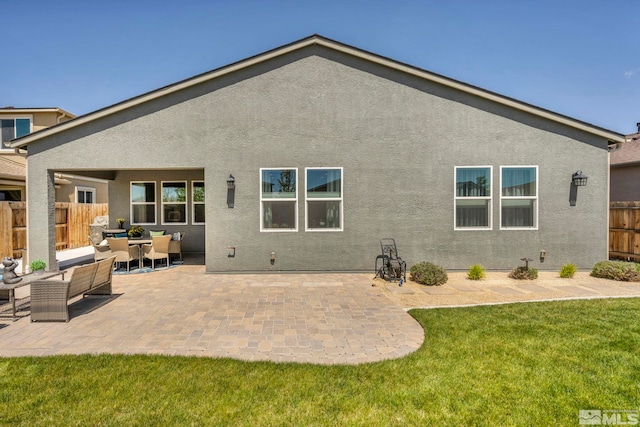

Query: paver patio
[[1, 262, 640, 365]]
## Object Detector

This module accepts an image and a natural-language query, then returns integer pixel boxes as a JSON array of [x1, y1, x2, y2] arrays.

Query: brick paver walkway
[[2, 265, 639, 365], [0, 267, 424, 364]]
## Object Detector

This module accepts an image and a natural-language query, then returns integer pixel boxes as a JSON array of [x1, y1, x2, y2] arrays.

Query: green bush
[[410, 262, 448, 286], [468, 264, 485, 280], [509, 266, 538, 280], [559, 263, 577, 279], [29, 259, 47, 271], [591, 260, 640, 281]]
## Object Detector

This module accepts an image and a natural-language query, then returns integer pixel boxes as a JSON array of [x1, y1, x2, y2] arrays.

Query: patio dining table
[[128, 239, 152, 266]]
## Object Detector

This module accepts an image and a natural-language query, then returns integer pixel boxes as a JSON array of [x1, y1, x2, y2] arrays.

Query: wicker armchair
[[169, 232, 185, 261], [142, 235, 171, 269], [89, 236, 112, 262], [107, 237, 139, 271]]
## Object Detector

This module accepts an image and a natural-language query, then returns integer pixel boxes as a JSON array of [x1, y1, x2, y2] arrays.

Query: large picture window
[[261, 168, 297, 231], [192, 181, 205, 224], [455, 166, 491, 230], [501, 166, 538, 229], [131, 182, 156, 225], [306, 167, 343, 231], [162, 181, 187, 225]]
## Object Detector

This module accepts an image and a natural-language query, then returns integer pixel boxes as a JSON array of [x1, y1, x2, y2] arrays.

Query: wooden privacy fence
[[0, 202, 108, 259], [610, 201, 640, 261]]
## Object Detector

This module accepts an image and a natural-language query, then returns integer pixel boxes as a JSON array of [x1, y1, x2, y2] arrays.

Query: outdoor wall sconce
[[226, 174, 235, 208], [228, 246, 236, 258], [226, 174, 235, 189], [270, 251, 276, 265], [572, 171, 588, 187], [540, 250, 546, 263]]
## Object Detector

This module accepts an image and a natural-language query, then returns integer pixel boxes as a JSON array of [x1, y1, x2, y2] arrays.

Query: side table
[[0, 270, 67, 321]]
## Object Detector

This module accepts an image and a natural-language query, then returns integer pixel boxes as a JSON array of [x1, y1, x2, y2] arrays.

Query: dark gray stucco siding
[[26, 48, 609, 272]]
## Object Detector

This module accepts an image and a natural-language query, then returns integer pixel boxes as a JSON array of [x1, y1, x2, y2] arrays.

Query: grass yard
[[0, 298, 639, 426]]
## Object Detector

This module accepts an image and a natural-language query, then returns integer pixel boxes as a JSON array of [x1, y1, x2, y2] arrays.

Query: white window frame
[[130, 181, 157, 225], [260, 168, 298, 232], [75, 186, 96, 204], [161, 181, 188, 225], [500, 165, 539, 230], [305, 167, 344, 232], [1, 116, 32, 151], [454, 166, 492, 231], [192, 180, 205, 225]]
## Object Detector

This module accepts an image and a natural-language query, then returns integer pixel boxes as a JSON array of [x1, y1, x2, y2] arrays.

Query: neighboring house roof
[[0, 156, 26, 181], [611, 131, 640, 167], [0, 107, 76, 119], [8, 34, 625, 148]]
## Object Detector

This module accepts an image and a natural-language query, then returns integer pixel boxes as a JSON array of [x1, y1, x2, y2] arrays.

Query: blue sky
[[2, 0, 638, 133]]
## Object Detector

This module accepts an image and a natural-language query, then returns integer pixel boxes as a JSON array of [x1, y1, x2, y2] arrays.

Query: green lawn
[[1, 298, 639, 426]]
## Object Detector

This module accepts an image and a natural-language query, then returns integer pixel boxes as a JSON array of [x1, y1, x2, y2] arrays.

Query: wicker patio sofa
[[31, 256, 116, 322]]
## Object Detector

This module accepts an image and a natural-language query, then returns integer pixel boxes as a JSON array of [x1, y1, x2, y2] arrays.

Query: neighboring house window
[[131, 182, 156, 224], [261, 168, 297, 231], [162, 181, 187, 225], [455, 166, 492, 230], [1, 117, 31, 150], [306, 167, 343, 231], [0, 188, 22, 201], [192, 181, 205, 224], [500, 166, 538, 229], [76, 186, 96, 204]]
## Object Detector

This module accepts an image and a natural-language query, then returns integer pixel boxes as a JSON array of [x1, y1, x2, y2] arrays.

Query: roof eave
[[9, 35, 625, 148]]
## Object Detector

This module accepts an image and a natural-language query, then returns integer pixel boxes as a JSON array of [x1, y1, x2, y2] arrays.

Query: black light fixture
[[572, 171, 588, 187], [226, 174, 236, 189]]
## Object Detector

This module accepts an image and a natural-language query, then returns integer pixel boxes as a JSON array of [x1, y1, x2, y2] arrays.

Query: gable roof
[[9, 34, 624, 148]]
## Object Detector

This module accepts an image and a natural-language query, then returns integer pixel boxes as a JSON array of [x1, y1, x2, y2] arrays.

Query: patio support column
[[27, 168, 57, 272]]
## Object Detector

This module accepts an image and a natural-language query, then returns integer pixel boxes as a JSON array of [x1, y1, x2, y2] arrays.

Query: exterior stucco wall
[[25, 46, 610, 271], [610, 165, 640, 201]]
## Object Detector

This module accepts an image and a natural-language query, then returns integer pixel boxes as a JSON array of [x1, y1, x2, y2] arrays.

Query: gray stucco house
[[10, 35, 624, 272]]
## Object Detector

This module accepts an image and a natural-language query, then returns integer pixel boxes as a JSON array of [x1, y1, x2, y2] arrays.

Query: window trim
[[130, 181, 157, 225], [454, 165, 493, 231], [305, 167, 344, 232], [161, 181, 188, 226], [1, 116, 32, 151], [75, 186, 96, 204], [192, 180, 205, 225], [260, 167, 298, 232], [499, 165, 539, 230]]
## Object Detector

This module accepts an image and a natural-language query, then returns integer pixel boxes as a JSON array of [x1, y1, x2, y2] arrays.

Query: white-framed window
[[260, 168, 297, 232], [455, 166, 492, 230], [192, 181, 205, 225], [162, 181, 187, 225], [305, 167, 343, 231], [500, 166, 538, 230], [76, 186, 96, 204], [0, 188, 23, 201], [131, 181, 156, 225], [1, 117, 31, 150]]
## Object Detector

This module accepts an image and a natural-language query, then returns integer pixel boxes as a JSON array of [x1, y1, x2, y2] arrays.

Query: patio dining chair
[[142, 235, 171, 269], [107, 237, 140, 272]]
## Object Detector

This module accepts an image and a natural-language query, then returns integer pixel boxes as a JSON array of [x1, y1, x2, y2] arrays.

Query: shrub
[[591, 260, 640, 281], [559, 263, 577, 279], [509, 266, 538, 280], [468, 264, 485, 281], [410, 262, 448, 286]]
